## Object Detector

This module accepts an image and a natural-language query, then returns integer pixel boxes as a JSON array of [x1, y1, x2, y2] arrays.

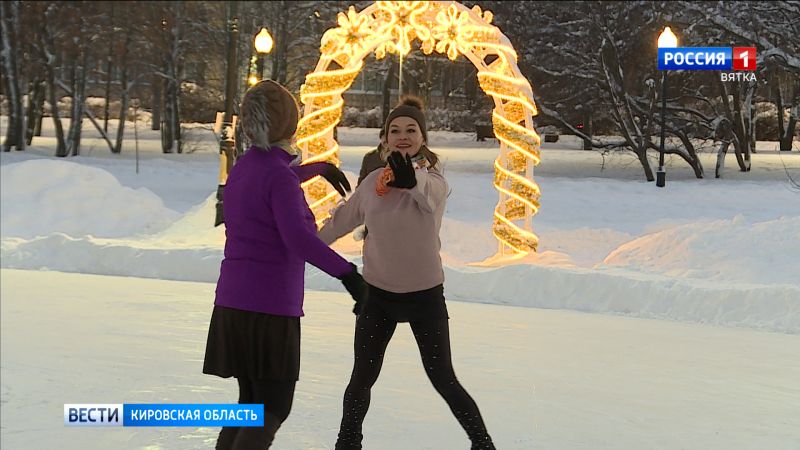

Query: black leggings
[[337, 307, 491, 446], [216, 378, 295, 449], [236, 377, 296, 421]]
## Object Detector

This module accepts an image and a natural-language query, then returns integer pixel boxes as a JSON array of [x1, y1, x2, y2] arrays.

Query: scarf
[[375, 152, 430, 196]]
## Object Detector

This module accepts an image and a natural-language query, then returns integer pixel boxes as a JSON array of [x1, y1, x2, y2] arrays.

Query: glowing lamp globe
[[658, 27, 678, 48], [255, 28, 274, 54]]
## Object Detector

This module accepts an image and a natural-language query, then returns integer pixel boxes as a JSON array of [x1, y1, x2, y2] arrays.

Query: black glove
[[320, 162, 352, 197], [386, 151, 417, 189], [340, 263, 367, 315]]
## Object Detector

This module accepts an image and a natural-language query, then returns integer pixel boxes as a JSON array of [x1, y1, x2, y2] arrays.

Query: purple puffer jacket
[[214, 145, 351, 316]]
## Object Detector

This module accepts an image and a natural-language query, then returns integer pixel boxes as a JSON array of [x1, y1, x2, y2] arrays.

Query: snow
[[0, 159, 179, 239], [602, 216, 800, 285], [1, 117, 799, 447], [1, 119, 799, 331], [2, 269, 799, 450]]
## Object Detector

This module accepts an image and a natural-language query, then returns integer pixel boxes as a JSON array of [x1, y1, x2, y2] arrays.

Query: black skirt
[[203, 305, 300, 381], [365, 284, 449, 323]]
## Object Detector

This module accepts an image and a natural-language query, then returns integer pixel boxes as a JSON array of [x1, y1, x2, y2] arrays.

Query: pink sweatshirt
[[318, 168, 448, 293]]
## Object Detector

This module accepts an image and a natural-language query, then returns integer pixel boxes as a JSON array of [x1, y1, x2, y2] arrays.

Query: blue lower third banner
[[64, 404, 264, 427]]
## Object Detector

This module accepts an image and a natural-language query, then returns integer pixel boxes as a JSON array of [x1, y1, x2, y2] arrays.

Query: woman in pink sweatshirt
[[319, 97, 495, 450]]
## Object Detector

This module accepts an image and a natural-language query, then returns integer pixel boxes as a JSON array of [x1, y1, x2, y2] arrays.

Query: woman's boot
[[334, 429, 363, 450]]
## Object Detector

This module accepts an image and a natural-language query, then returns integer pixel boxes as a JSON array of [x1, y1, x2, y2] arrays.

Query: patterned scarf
[[375, 152, 430, 196]]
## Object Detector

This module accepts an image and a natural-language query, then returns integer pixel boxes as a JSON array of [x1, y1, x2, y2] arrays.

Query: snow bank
[[143, 193, 226, 248], [306, 260, 800, 334], [602, 216, 800, 285], [2, 231, 798, 333], [1, 125, 798, 334], [1, 160, 179, 239]]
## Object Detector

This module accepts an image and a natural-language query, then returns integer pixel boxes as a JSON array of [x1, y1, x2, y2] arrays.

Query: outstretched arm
[[270, 171, 352, 278], [291, 162, 351, 197], [318, 186, 366, 245], [291, 162, 326, 182]]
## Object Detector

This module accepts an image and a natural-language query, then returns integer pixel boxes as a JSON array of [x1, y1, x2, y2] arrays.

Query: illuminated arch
[[296, 1, 541, 258]]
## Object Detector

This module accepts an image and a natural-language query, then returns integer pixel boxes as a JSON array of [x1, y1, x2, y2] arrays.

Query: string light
[[297, 1, 542, 255]]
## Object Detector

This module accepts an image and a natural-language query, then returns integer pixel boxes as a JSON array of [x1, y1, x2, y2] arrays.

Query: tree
[[1, 1, 25, 151], [102, 1, 116, 134], [488, 1, 704, 181], [64, 16, 91, 157], [32, 3, 68, 156], [675, 1, 800, 166], [768, 59, 800, 152]]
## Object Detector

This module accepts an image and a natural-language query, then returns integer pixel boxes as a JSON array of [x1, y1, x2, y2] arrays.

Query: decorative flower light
[[471, 5, 493, 24], [322, 6, 375, 61], [373, 1, 430, 58], [296, 1, 542, 258], [432, 4, 473, 60]]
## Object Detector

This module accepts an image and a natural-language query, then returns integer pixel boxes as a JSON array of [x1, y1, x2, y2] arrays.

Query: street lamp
[[215, 3, 239, 227], [657, 26, 678, 187], [254, 27, 274, 81]]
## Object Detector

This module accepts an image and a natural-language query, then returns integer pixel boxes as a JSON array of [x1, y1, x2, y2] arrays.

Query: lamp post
[[215, 3, 239, 226], [254, 27, 274, 81], [656, 26, 678, 187]]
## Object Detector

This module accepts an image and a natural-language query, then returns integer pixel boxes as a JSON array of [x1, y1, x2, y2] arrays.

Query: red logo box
[[733, 47, 757, 71]]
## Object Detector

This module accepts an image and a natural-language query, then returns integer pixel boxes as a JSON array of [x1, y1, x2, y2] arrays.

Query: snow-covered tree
[[676, 1, 799, 154], [485, 1, 705, 180]]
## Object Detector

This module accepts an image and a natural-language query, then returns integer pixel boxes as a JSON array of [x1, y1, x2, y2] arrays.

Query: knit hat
[[383, 96, 428, 143], [240, 79, 299, 148]]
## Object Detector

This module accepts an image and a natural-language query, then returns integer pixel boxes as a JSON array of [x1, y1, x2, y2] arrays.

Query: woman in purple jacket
[[203, 80, 366, 449]]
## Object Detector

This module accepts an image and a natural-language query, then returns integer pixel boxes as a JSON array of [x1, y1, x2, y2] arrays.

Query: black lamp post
[[657, 71, 668, 187], [657, 26, 677, 188], [215, 3, 239, 226]]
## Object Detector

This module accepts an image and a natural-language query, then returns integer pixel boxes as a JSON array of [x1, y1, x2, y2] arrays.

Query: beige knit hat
[[240, 80, 299, 148]]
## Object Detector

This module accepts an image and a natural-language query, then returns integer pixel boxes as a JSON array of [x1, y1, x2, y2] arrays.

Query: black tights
[[336, 308, 492, 449], [215, 377, 295, 450], [235, 377, 295, 421]]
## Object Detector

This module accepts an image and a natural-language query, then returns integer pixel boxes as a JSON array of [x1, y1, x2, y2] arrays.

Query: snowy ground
[[1, 117, 799, 448], [2, 269, 799, 450], [2, 118, 798, 332]]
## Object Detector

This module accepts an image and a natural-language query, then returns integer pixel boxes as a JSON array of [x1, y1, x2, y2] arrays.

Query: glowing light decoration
[[373, 1, 431, 58], [432, 4, 472, 61], [297, 1, 542, 260]]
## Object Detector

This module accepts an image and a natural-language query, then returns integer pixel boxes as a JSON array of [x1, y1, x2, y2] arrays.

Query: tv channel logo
[[64, 404, 123, 427], [658, 47, 757, 71]]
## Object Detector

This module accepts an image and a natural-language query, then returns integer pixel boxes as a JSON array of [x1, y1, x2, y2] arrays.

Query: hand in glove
[[386, 151, 417, 189], [320, 162, 352, 197], [339, 263, 367, 315]]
